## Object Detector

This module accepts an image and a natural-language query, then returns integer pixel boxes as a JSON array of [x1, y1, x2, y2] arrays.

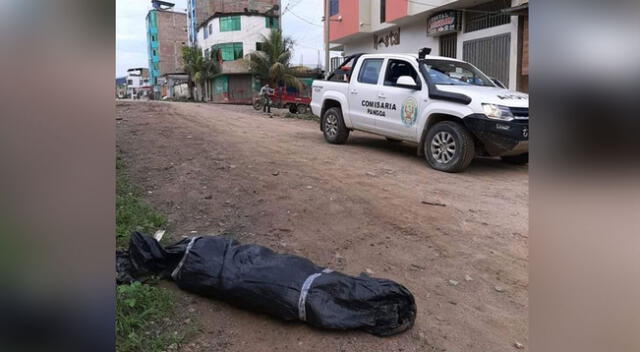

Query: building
[[192, 0, 281, 103], [327, 0, 529, 92], [115, 77, 127, 99], [188, 0, 281, 45], [146, 1, 189, 99], [125, 68, 151, 100]]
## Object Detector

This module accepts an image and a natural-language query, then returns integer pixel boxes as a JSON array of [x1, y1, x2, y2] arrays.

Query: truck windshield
[[420, 59, 495, 87]]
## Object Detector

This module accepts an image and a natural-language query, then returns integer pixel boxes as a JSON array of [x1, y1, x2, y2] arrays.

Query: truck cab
[[310, 50, 528, 173]]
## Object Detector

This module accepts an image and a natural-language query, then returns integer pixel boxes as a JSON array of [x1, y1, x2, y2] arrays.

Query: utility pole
[[324, 0, 330, 78]]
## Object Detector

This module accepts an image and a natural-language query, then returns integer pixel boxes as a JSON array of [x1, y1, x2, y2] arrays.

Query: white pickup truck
[[310, 49, 528, 172]]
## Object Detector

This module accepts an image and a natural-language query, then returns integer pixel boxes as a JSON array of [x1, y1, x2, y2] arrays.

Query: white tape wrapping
[[298, 268, 333, 321], [171, 236, 201, 280]]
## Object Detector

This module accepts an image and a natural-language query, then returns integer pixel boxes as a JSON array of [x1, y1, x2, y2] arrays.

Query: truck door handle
[[378, 93, 386, 99], [350, 89, 358, 95]]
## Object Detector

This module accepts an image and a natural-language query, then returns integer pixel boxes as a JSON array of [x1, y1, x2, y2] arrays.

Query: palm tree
[[248, 29, 303, 91], [182, 46, 221, 101]]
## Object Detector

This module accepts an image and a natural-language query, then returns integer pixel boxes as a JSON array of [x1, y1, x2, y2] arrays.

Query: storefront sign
[[373, 28, 401, 50], [427, 11, 460, 36]]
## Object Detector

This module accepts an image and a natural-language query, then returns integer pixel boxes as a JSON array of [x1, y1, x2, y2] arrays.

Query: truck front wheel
[[322, 107, 350, 144], [424, 121, 475, 173]]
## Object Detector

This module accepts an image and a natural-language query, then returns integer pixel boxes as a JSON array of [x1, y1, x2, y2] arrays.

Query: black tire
[[386, 137, 402, 143], [296, 104, 309, 115], [322, 107, 349, 144], [253, 99, 263, 111], [501, 153, 528, 165], [424, 121, 475, 173], [288, 104, 297, 114]]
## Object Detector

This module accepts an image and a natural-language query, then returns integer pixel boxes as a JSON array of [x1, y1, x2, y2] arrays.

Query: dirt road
[[116, 101, 528, 352]]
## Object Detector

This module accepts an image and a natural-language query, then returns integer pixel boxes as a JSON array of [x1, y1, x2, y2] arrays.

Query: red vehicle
[[253, 86, 311, 114]]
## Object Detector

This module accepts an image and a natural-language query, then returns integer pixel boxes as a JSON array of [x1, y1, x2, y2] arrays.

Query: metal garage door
[[463, 33, 511, 86], [228, 75, 253, 104]]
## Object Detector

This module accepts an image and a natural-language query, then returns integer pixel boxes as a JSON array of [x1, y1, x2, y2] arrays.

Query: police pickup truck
[[310, 48, 528, 172]]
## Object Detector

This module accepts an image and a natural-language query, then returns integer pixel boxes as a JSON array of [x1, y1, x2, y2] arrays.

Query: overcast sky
[[115, 0, 329, 78]]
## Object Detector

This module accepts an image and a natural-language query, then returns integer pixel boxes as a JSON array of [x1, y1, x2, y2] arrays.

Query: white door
[[347, 58, 385, 132], [376, 59, 424, 141]]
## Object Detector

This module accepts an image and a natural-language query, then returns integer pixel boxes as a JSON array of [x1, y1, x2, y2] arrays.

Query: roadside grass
[[116, 155, 167, 249], [116, 154, 193, 352], [116, 282, 189, 352]]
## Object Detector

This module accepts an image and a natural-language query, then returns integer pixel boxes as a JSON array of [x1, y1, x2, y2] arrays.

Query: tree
[[248, 29, 303, 91], [182, 46, 221, 101], [199, 48, 221, 101], [181, 46, 201, 100]]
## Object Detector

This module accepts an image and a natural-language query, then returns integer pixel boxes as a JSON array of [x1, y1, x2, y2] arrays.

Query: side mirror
[[491, 77, 506, 89], [396, 76, 420, 90]]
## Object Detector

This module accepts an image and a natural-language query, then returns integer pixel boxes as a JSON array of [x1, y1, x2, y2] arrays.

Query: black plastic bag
[[117, 232, 416, 336]]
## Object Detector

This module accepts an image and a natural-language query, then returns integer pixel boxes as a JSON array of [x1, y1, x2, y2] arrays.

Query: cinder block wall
[[157, 11, 188, 75]]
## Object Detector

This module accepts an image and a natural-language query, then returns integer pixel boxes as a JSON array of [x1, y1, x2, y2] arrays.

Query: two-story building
[[125, 68, 151, 100], [327, 0, 528, 92]]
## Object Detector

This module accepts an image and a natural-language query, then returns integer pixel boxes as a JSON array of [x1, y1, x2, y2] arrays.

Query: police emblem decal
[[401, 97, 418, 126]]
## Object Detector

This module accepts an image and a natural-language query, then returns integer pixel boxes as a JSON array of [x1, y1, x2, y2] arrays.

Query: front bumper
[[463, 114, 529, 156]]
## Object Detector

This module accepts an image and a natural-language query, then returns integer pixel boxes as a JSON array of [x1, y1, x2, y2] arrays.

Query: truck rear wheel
[[424, 121, 475, 173], [288, 104, 297, 114], [501, 153, 528, 165], [322, 107, 349, 144]]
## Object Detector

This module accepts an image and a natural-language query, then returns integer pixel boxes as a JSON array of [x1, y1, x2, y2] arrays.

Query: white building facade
[[329, 0, 528, 92], [193, 12, 281, 103], [196, 14, 277, 61], [126, 68, 151, 99]]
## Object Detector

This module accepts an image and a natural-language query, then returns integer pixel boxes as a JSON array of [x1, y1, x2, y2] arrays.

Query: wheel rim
[[430, 131, 456, 163], [325, 113, 338, 138]]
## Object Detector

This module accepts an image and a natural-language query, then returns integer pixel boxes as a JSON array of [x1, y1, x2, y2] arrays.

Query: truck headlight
[[482, 103, 514, 121]]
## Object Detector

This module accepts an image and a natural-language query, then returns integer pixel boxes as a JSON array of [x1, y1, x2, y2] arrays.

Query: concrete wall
[[206, 0, 280, 14], [156, 11, 188, 75], [196, 15, 273, 59], [329, 0, 360, 42], [386, 0, 409, 22], [343, 19, 439, 56]]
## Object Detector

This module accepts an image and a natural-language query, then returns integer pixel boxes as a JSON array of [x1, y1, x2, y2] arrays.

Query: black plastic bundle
[[116, 232, 416, 336]]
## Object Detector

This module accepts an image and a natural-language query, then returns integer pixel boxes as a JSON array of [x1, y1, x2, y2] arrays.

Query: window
[[214, 42, 243, 61], [256, 42, 264, 51], [266, 17, 279, 29], [220, 16, 241, 32], [329, 55, 355, 82], [127, 80, 133, 85], [357, 59, 383, 84], [420, 59, 494, 87], [464, 0, 511, 33], [380, 0, 386, 23], [384, 60, 419, 87], [204, 48, 210, 58], [208, 23, 213, 35], [204, 25, 208, 39], [329, 0, 339, 16]]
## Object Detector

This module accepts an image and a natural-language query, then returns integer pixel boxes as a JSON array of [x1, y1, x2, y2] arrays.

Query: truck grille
[[510, 107, 529, 120]]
